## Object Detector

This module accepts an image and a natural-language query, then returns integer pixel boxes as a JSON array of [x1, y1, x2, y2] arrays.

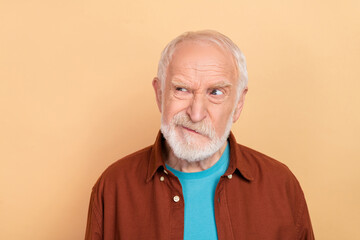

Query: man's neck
[[164, 142, 228, 173]]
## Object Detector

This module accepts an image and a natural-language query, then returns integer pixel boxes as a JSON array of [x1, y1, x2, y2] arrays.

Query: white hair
[[157, 30, 248, 97]]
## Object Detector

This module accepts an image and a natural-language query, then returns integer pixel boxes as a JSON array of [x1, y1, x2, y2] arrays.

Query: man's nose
[[186, 94, 207, 123]]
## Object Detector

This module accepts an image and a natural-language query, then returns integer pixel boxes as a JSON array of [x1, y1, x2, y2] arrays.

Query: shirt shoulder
[[235, 144, 314, 238], [236, 143, 297, 183], [92, 145, 154, 191]]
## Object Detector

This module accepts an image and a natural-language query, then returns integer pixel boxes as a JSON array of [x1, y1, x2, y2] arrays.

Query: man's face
[[154, 40, 246, 162]]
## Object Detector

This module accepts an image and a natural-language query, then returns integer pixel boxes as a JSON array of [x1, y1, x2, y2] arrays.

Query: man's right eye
[[176, 87, 188, 92]]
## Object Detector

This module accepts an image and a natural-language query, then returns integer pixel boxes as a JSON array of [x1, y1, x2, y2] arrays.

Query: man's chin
[[161, 122, 226, 162], [177, 140, 210, 151]]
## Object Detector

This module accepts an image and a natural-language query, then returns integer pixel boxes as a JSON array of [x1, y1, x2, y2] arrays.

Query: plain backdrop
[[1, 0, 359, 239]]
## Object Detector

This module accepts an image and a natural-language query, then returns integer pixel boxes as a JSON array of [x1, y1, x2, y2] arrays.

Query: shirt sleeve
[[85, 185, 104, 240], [296, 188, 315, 240]]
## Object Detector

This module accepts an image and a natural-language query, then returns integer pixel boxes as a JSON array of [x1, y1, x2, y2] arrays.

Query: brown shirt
[[85, 132, 314, 240]]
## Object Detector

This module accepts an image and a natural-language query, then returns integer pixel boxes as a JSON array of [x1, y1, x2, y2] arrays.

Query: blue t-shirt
[[166, 143, 230, 240]]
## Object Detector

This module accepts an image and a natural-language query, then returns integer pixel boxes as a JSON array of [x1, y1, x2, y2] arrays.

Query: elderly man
[[85, 30, 314, 240]]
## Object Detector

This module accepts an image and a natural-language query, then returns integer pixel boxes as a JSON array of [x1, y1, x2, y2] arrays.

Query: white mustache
[[172, 113, 217, 139]]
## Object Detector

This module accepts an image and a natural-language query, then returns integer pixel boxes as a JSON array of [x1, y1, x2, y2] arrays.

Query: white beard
[[160, 111, 234, 162]]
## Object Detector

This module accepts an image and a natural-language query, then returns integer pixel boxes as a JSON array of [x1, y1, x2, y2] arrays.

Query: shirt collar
[[146, 131, 254, 183], [226, 132, 255, 181], [146, 132, 166, 183]]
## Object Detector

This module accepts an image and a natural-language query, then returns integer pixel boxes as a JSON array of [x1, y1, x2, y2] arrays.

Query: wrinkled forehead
[[168, 40, 238, 80]]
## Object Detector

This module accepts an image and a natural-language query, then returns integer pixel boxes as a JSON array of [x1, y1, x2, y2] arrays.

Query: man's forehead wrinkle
[[182, 66, 230, 75], [170, 64, 235, 78], [179, 61, 232, 70]]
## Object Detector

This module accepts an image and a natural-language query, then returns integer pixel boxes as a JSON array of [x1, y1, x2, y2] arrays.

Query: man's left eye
[[210, 89, 224, 95]]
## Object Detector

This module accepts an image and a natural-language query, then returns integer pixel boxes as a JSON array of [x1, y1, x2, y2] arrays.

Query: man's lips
[[182, 126, 200, 135]]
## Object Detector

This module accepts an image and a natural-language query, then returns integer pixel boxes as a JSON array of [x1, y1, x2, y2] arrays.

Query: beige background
[[1, 0, 359, 239]]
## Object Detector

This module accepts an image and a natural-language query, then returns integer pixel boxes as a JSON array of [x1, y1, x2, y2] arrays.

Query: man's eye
[[176, 87, 188, 92], [210, 89, 224, 95]]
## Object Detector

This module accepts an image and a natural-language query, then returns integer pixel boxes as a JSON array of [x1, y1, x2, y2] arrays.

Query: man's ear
[[152, 77, 162, 112], [232, 87, 248, 123]]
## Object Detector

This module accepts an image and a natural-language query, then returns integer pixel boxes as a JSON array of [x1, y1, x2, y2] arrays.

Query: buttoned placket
[[214, 174, 236, 240], [158, 168, 184, 240]]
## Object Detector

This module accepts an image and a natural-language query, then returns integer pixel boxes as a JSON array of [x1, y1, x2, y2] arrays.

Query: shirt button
[[163, 169, 168, 175], [173, 195, 180, 202], [160, 176, 165, 182], [227, 174, 233, 179]]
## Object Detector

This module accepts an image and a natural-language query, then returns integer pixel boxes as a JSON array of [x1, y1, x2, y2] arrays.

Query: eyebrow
[[171, 80, 190, 88], [211, 82, 232, 88], [171, 80, 233, 89]]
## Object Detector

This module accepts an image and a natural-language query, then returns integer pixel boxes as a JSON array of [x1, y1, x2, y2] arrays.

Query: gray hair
[[157, 30, 248, 96]]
